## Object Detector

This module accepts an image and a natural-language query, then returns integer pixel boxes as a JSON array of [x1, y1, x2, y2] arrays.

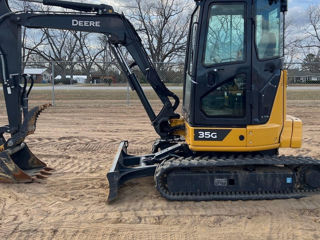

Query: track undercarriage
[[107, 141, 320, 202]]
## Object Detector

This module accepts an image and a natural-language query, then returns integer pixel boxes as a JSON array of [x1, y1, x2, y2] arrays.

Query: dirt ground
[[1, 98, 320, 240]]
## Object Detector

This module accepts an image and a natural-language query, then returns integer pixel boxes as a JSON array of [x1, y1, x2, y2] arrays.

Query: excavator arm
[[0, 0, 182, 186], [0, 0, 180, 141]]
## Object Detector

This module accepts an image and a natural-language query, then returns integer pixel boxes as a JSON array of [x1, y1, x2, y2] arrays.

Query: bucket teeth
[[0, 144, 53, 183], [34, 174, 47, 180], [23, 103, 51, 137], [43, 167, 54, 171], [10, 103, 51, 146], [39, 170, 52, 175]]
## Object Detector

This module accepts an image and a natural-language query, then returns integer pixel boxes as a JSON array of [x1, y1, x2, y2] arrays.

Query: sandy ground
[[0, 99, 320, 239]]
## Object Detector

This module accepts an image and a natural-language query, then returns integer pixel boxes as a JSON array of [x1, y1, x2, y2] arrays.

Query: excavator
[[1, 0, 320, 202]]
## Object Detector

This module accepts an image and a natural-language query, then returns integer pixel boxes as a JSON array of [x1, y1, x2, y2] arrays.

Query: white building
[[55, 75, 87, 84], [24, 68, 50, 83]]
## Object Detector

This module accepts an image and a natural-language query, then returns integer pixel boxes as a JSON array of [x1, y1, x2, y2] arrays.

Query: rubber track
[[155, 154, 320, 201]]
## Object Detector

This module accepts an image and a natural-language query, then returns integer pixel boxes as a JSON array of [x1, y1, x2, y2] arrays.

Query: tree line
[[10, 0, 190, 83], [9, 0, 320, 83]]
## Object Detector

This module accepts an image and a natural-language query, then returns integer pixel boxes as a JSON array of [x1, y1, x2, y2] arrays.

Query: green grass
[[0, 89, 319, 101], [28, 89, 183, 101], [287, 91, 320, 100]]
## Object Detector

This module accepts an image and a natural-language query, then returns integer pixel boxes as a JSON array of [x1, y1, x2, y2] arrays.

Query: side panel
[[291, 117, 302, 148]]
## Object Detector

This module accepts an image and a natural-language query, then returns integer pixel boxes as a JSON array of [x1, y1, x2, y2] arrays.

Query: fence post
[[126, 80, 130, 106], [51, 61, 55, 106]]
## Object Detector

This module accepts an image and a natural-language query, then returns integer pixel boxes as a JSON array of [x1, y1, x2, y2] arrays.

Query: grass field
[[1, 88, 320, 102]]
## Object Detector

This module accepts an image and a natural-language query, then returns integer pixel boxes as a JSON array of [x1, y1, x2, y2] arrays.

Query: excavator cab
[[185, 0, 285, 126], [182, 0, 293, 152]]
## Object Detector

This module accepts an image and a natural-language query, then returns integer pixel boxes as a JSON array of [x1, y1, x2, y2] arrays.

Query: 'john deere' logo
[[72, 19, 101, 27]]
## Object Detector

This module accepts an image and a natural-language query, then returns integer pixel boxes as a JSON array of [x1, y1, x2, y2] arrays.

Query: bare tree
[[26, 29, 79, 81], [22, 28, 47, 70], [8, 0, 48, 70], [304, 5, 320, 49], [290, 6, 320, 70], [128, 0, 191, 65], [74, 32, 107, 81], [95, 35, 116, 73], [283, 18, 300, 69]]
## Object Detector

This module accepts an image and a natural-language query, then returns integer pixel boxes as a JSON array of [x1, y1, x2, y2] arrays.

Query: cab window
[[184, 7, 199, 110], [204, 4, 245, 65], [255, 0, 283, 59]]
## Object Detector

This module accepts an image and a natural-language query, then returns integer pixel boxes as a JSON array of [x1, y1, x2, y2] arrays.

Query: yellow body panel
[[291, 117, 302, 148], [170, 118, 185, 136], [177, 70, 302, 152], [280, 116, 293, 148], [186, 125, 247, 148]]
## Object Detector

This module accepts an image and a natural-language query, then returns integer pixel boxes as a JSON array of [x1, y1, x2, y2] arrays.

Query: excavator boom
[[0, 0, 182, 183]]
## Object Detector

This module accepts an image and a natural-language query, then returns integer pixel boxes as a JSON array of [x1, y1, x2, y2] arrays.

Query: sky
[[288, 0, 320, 26], [9, 0, 320, 22], [7, 0, 320, 62], [97, 0, 320, 12], [93, 0, 320, 24]]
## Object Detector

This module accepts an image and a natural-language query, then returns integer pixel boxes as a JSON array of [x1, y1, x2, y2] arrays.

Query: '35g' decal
[[194, 129, 231, 141], [198, 131, 217, 139]]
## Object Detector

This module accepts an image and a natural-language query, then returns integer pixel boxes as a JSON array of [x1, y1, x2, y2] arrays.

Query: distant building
[[24, 68, 50, 83], [288, 69, 320, 84], [90, 74, 116, 85], [55, 75, 87, 84]]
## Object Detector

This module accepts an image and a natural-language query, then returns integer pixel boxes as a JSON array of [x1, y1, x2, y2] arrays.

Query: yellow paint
[[280, 117, 293, 148], [188, 144, 280, 152], [0, 145, 4, 152], [170, 118, 185, 136], [291, 117, 302, 148], [185, 123, 246, 148], [173, 70, 302, 152]]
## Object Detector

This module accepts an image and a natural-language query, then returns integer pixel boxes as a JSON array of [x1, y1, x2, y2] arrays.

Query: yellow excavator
[[1, 0, 319, 202]]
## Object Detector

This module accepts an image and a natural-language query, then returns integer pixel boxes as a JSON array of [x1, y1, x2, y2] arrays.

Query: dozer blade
[[0, 143, 53, 183], [107, 141, 156, 202], [107, 141, 183, 202]]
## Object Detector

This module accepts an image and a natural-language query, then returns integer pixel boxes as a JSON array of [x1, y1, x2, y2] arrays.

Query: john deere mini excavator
[[1, 0, 320, 202]]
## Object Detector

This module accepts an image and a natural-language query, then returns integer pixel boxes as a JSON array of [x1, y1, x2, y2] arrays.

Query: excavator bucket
[[0, 149, 32, 183], [0, 104, 53, 183], [0, 143, 52, 183]]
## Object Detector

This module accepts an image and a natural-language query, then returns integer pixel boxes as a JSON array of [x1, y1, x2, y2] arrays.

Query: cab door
[[251, 0, 284, 124], [192, 0, 252, 127]]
